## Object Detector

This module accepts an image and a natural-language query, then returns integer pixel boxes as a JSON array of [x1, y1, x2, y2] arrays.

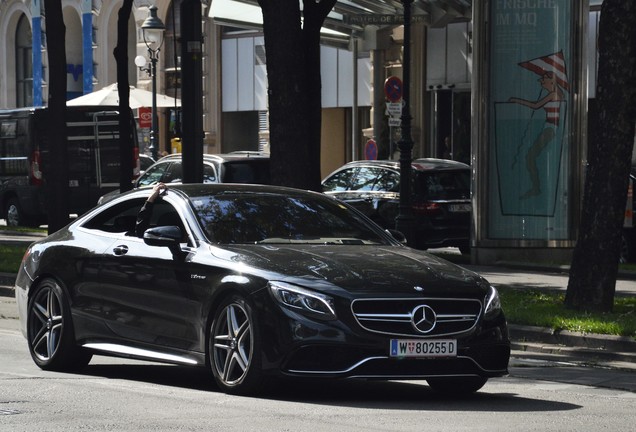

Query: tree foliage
[[44, 0, 69, 234], [566, 0, 636, 312], [257, 0, 337, 191]]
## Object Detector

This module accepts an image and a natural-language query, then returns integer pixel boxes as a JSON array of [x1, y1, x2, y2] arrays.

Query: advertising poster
[[488, 1, 572, 240]]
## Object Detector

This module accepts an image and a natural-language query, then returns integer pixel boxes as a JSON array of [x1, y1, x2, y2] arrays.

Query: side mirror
[[143, 226, 183, 255], [386, 229, 407, 245]]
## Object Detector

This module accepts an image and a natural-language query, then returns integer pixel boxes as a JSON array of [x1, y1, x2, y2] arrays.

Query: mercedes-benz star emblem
[[411, 304, 437, 333]]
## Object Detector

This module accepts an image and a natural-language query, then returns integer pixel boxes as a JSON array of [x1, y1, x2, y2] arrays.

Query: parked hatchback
[[322, 158, 471, 253], [98, 152, 270, 204]]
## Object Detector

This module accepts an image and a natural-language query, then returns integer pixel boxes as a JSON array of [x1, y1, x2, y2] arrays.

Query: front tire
[[27, 278, 92, 371], [209, 294, 263, 395]]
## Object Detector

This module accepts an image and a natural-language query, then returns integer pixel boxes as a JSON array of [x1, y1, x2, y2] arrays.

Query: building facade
[[0, 0, 615, 264]]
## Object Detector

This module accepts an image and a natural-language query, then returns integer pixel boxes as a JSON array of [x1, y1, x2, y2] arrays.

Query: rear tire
[[27, 278, 92, 371], [6, 198, 39, 227], [6, 198, 24, 227], [427, 376, 488, 395]]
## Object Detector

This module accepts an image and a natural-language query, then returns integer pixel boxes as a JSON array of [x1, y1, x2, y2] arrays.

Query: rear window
[[414, 170, 470, 200], [220, 160, 270, 184]]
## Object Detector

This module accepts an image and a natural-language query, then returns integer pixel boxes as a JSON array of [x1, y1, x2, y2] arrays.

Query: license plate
[[390, 339, 457, 358], [449, 203, 471, 212]]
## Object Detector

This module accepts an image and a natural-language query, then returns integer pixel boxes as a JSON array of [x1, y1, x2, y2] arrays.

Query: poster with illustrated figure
[[488, 1, 572, 240]]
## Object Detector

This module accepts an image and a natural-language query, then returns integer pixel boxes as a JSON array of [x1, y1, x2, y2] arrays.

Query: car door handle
[[113, 245, 129, 256]]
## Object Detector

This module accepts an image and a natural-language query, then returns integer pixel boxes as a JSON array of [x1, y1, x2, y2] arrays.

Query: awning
[[67, 83, 181, 109], [209, 0, 472, 44]]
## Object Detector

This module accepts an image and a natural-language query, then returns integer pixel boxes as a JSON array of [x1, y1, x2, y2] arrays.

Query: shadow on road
[[79, 362, 581, 412]]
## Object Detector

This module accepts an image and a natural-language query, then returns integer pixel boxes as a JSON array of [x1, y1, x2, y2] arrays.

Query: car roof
[[333, 158, 469, 172], [146, 182, 320, 200], [155, 152, 269, 164], [412, 158, 470, 171]]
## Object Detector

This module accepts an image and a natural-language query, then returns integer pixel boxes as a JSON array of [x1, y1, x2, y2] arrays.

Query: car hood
[[210, 244, 486, 295]]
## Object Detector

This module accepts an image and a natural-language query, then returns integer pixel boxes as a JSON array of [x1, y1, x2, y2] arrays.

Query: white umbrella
[[67, 83, 181, 109]]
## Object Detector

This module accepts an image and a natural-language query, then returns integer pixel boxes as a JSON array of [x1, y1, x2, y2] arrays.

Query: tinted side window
[[137, 162, 170, 186], [203, 163, 218, 183], [139, 156, 155, 171], [416, 170, 470, 200], [164, 162, 183, 183], [0, 119, 27, 176], [351, 167, 386, 191], [221, 160, 270, 184], [81, 198, 145, 234], [322, 168, 357, 192], [373, 169, 400, 192]]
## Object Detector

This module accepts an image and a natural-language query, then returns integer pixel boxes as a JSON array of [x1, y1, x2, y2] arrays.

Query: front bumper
[[257, 291, 510, 380], [281, 342, 510, 379]]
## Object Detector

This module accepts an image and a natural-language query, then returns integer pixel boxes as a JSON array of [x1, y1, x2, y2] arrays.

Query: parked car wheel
[[27, 278, 92, 371], [6, 198, 24, 227], [426, 376, 488, 395], [620, 231, 635, 264], [209, 294, 263, 395], [6, 197, 41, 227]]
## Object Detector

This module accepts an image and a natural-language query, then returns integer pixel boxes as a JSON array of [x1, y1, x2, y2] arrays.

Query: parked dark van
[[0, 106, 139, 226]]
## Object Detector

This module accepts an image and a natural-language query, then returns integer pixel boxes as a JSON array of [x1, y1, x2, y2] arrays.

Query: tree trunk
[[301, 0, 337, 192], [44, 0, 69, 234], [257, 0, 336, 191], [114, 0, 134, 193], [565, 0, 636, 312]]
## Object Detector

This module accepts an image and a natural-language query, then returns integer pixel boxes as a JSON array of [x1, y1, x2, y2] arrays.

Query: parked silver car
[[98, 152, 270, 204]]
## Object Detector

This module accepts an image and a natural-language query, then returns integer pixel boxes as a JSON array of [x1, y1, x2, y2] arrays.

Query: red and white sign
[[138, 107, 152, 129]]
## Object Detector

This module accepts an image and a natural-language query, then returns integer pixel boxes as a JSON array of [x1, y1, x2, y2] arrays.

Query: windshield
[[189, 191, 392, 245]]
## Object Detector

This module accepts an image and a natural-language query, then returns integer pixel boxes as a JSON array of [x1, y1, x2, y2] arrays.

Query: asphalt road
[[1, 325, 636, 432]]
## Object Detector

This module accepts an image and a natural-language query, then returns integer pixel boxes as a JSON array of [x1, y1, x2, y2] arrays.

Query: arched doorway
[[15, 14, 32, 107]]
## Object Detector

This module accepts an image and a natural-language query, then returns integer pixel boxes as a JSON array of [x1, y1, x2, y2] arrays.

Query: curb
[[509, 324, 636, 352], [0, 273, 16, 288], [494, 261, 636, 282], [509, 324, 636, 369]]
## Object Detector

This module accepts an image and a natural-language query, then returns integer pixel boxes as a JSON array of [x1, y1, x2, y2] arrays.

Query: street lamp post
[[135, 5, 165, 160], [395, 0, 415, 245]]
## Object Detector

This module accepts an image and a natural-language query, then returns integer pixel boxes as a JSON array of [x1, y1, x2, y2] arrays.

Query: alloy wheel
[[29, 284, 64, 362], [212, 302, 253, 387]]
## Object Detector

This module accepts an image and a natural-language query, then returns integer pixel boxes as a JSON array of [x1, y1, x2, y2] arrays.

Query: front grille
[[351, 297, 481, 337]]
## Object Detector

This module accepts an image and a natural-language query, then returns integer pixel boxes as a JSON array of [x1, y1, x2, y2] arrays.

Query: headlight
[[269, 281, 336, 320], [484, 286, 502, 318]]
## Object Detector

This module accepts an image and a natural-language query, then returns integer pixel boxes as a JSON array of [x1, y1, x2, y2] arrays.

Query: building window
[[164, 0, 183, 97], [16, 15, 33, 107]]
